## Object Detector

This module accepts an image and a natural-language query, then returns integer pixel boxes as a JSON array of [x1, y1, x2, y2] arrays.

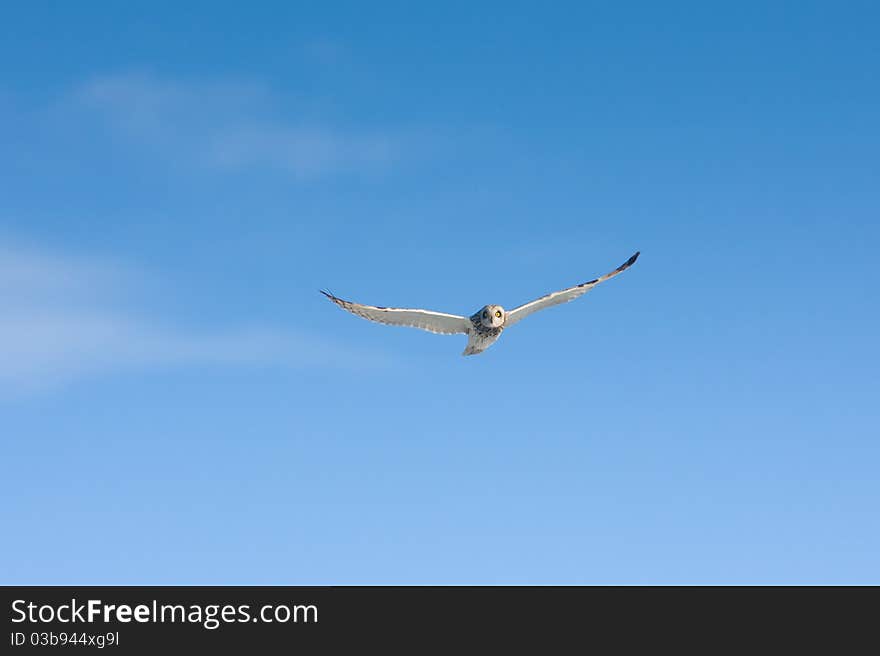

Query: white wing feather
[[321, 291, 470, 335], [505, 252, 640, 327]]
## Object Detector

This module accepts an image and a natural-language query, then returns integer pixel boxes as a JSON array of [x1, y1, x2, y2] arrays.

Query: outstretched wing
[[505, 251, 640, 327], [321, 291, 470, 335]]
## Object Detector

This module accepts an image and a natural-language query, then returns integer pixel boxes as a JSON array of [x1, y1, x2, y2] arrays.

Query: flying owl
[[322, 251, 640, 356]]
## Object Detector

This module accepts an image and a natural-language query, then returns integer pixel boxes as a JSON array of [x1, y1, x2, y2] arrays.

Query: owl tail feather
[[462, 332, 500, 356]]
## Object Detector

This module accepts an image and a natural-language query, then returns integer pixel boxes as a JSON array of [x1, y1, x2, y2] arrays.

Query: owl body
[[321, 251, 640, 357], [463, 305, 505, 356]]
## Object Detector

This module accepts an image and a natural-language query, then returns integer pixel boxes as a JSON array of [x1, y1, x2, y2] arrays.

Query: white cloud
[[301, 38, 350, 66], [73, 72, 402, 179], [0, 243, 390, 395], [206, 124, 397, 178], [0, 244, 138, 314]]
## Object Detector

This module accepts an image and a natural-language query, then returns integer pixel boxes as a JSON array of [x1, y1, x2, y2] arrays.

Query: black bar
[[1, 586, 874, 652]]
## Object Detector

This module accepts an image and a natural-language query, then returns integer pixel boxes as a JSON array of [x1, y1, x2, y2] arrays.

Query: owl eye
[[495, 311, 502, 318]]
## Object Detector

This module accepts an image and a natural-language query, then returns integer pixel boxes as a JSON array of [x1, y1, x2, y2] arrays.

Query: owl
[[322, 251, 639, 356]]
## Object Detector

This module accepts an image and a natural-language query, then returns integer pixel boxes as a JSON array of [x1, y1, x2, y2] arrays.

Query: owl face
[[479, 305, 506, 328]]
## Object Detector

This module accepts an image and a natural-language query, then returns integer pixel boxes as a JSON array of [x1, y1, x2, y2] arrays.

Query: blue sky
[[2, 1, 878, 583]]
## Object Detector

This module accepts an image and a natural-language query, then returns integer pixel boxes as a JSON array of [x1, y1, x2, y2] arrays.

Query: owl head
[[478, 304, 506, 328]]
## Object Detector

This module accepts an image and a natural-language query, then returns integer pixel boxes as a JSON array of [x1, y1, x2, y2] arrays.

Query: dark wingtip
[[624, 251, 640, 268], [319, 289, 335, 300]]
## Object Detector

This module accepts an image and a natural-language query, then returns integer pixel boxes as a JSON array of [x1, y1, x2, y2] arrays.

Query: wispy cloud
[[301, 37, 350, 66], [0, 242, 389, 395], [73, 72, 402, 179]]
